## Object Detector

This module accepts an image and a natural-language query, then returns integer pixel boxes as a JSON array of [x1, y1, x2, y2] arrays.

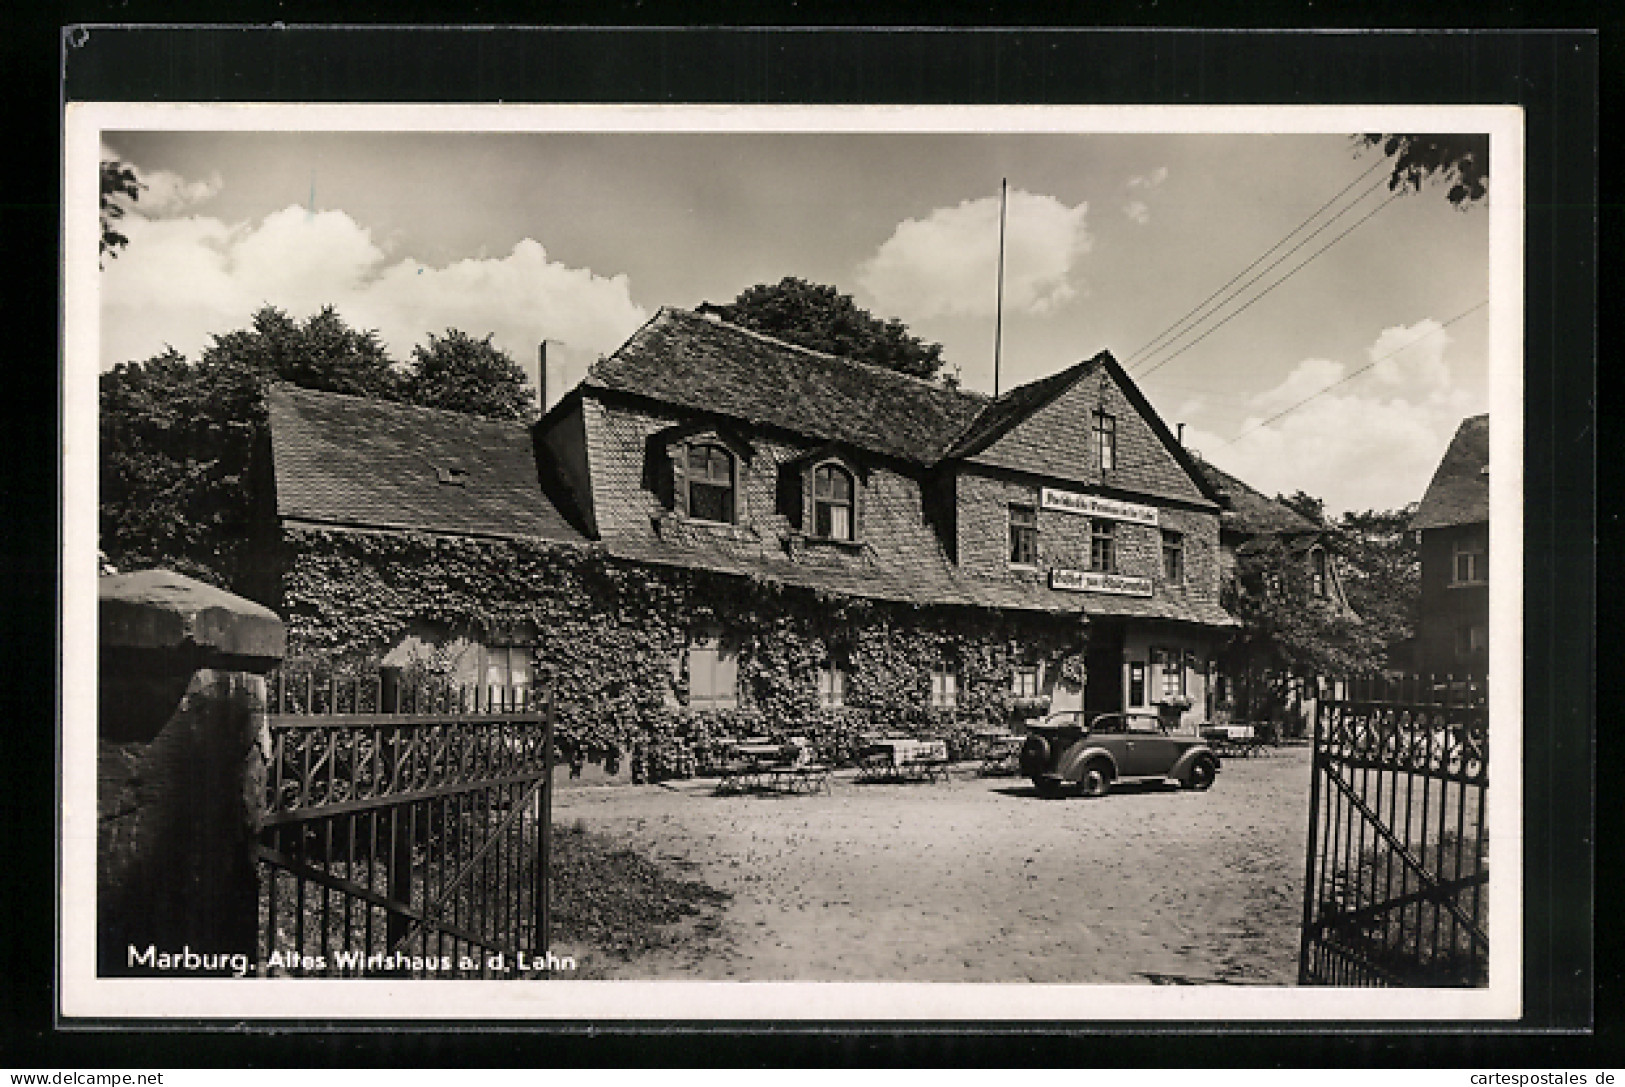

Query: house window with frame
[[1455, 622, 1488, 659], [813, 463, 855, 541], [1008, 503, 1038, 566], [1154, 647, 1185, 700], [1090, 519, 1117, 572], [817, 654, 849, 708], [481, 645, 535, 711], [930, 664, 959, 709], [685, 443, 736, 524], [1093, 410, 1117, 471], [1011, 663, 1041, 698], [686, 629, 739, 710], [1310, 547, 1329, 598], [1452, 535, 1488, 586], [1162, 530, 1184, 583]]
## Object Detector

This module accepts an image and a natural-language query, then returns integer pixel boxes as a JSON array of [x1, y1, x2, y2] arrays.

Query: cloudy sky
[[97, 125, 1492, 516]]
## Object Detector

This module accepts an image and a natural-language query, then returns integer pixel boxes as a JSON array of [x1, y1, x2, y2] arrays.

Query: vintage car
[[1017, 710, 1220, 798]]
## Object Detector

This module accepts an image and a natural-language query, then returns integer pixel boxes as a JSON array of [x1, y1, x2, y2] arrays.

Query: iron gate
[[255, 666, 554, 977], [1299, 675, 1488, 986]]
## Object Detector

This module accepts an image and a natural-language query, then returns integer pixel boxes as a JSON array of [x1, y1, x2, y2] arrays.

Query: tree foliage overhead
[[402, 329, 536, 421], [1358, 133, 1489, 207], [700, 277, 951, 384], [100, 159, 143, 264], [100, 306, 538, 588]]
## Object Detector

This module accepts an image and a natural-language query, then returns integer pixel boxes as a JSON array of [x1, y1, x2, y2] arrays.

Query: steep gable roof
[[267, 384, 587, 543], [1412, 413, 1490, 530], [1190, 457, 1320, 537], [947, 351, 1223, 505], [581, 308, 988, 465]]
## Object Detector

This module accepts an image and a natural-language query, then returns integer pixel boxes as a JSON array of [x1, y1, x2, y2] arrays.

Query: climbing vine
[[279, 528, 1087, 773]]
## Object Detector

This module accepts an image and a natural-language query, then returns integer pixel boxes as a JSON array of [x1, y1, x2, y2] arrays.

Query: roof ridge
[[667, 307, 989, 403]]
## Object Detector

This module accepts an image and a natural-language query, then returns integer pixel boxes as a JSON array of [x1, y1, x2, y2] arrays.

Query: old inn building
[[263, 308, 1238, 748]]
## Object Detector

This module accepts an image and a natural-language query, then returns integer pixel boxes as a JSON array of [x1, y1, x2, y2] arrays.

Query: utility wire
[[1124, 157, 1389, 368], [1226, 299, 1489, 444], [1134, 189, 1404, 382]]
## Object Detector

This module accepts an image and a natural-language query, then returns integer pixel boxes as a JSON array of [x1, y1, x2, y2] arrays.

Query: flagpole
[[994, 178, 1007, 397]]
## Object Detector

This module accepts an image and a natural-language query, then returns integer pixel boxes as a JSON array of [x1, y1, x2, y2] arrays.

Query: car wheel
[[1186, 755, 1218, 791], [1079, 761, 1112, 798], [1032, 775, 1065, 798]]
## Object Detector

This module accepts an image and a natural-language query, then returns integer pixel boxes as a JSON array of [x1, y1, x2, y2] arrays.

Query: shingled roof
[[582, 308, 988, 465], [1190, 457, 1319, 537], [1412, 414, 1489, 530], [267, 384, 587, 544]]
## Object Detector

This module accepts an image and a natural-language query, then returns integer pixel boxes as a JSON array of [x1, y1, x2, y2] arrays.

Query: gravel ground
[[550, 745, 1313, 984]]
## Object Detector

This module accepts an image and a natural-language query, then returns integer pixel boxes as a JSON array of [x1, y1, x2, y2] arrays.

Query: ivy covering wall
[[279, 528, 1087, 772]]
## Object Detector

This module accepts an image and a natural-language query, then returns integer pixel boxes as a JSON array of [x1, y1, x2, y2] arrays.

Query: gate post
[[97, 571, 285, 976]]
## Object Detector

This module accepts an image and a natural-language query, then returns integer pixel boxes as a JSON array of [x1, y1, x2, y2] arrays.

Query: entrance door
[[1083, 627, 1124, 720]]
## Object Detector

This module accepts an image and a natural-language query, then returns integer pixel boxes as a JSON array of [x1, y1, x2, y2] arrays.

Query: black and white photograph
[[62, 101, 1524, 1022]]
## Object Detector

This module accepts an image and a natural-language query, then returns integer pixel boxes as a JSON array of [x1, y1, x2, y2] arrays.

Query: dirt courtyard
[[551, 745, 1313, 984]]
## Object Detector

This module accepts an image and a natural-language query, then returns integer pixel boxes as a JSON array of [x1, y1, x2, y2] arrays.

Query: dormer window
[[813, 464, 855, 540], [685, 443, 736, 524], [1309, 547, 1328, 598], [436, 464, 469, 486]]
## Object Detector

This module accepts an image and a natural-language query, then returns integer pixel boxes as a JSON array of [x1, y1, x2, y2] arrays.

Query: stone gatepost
[[97, 570, 285, 977]]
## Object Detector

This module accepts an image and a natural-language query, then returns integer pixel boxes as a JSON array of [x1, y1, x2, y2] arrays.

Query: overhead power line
[[1226, 299, 1490, 444], [1124, 157, 1390, 369], [1133, 189, 1404, 382]]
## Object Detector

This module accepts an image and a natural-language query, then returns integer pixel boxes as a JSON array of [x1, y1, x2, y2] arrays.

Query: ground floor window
[[930, 666, 959, 709], [818, 656, 848, 708], [1153, 647, 1186, 700], [687, 628, 739, 710], [1012, 664, 1041, 698], [1455, 621, 1488, 659], [482, 645, 535, 710]]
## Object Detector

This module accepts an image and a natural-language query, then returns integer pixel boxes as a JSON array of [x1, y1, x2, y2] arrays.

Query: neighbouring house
[[1409, 413, 1489, 677], [1191, 456, 1358, 730], [257, 308, 1237, 765]]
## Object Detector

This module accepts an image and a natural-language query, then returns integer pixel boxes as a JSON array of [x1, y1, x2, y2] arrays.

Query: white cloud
[[1181, 321, 1478, 516], [1123, 200, 1151, 225], [857, 189, 1091, 320], [102, 144, 224, 217], [100, 202, 649, 401], [1127, 166, 1169, 190]]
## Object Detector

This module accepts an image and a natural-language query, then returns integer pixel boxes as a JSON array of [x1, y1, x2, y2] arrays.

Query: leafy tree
[[401, 329, 536, 420], [100, 159, 144, 265], [203, 305, 401, 400], [1277, 489, 1326, 526], [700, 277, 950, 383], [1331, 506, 1421, 654], [101, 306, 404, 589], [1224, 537, 1385, 723], [1357, 133, 1489, 207]]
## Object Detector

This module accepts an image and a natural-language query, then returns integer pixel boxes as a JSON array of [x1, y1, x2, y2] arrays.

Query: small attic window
[[1480, 465, 1490, 475], [436, 464, 470, 486]]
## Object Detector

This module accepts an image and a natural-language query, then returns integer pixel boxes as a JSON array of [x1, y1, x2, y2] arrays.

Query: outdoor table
[[716, 742, 832, 794], [856, 738, 952, 783], [1201, 723, 1270, 758]]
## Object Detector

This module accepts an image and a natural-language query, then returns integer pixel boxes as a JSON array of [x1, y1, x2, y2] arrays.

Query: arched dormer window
[[684, 442, 736, 524], [813, 463, 855, 540]]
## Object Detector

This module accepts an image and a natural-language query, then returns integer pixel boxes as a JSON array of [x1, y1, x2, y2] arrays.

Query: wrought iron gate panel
[[256, 667, 553, 978], [1299, 675, 1488, 987]]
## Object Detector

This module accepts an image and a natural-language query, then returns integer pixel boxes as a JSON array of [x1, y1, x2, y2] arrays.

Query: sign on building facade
[[1040, 488, 1160, 526], [1049, 568, 1155, 597]]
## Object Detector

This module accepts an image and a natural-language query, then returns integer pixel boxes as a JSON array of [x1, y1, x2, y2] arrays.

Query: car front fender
[[1057, 743, 1119, 783], [1169, 744, 1219, 780]]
